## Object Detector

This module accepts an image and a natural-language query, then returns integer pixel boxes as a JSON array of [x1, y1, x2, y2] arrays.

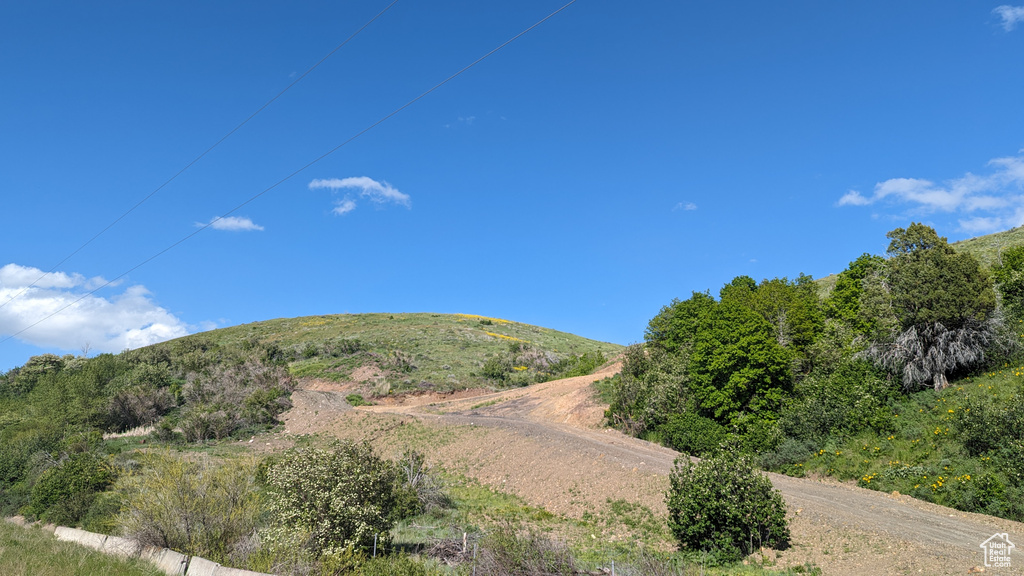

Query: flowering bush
[[262, 442, 398, 556]]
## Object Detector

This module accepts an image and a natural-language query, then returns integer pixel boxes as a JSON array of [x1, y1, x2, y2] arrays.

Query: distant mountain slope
[[815, 226, 1024, 298], [164, 313, 622, 394], [951, 225, 1024, 267]]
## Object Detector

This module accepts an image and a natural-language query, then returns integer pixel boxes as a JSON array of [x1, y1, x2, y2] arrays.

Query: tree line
[[609, 223, 1024, 523]]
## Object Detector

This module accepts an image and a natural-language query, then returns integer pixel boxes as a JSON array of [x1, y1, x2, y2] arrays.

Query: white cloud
[[0, 264, 190, 353], [838, 151, 1024, 233], [333, 198, 357, 216], [0, 263, 110, 290], [994, 5, 1024, 31], [309, 176, 411, 216], [673, 202, 698, 211], [198, 216, 264, 231]]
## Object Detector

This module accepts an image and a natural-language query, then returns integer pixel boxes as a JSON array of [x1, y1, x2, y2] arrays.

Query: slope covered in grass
[[180, 312, 622, 393], [953, 225, 1024, 267], [766, 364, 1024, 521]]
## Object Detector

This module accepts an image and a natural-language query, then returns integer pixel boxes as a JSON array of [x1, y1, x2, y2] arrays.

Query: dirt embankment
[[279, 363, 1024, 575]]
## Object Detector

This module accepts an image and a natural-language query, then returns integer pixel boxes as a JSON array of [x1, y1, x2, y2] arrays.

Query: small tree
[[666, 452, 789, 562]]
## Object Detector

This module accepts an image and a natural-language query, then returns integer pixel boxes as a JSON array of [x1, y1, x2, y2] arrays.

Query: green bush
[[29, 452, 114, 524], [116, 453, 262, 564], [655, 412, 726, 456], [666, 453, 789, 562], [779, 361, 896, 443], [262, 442, 399, 556], [475, 524, 576, 576], [346, 394, 371, 407], [547, 351, 606, 379], [391, 449, 452, 522]]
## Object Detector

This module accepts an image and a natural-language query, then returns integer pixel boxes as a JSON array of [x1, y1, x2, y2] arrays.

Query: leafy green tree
[[721, 275, 823, 356], [886, 224, 995, 329], [993, 245, 1024, 322], [688, 300, 792, 423], [645, 291, 717, 352], [867, 224, 998, 390], [824, 253, 886, 336], [627, 288, 794, 431]]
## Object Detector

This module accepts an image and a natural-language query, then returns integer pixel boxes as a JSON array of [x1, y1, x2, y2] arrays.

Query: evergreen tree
[[867, 224, 997, 390]]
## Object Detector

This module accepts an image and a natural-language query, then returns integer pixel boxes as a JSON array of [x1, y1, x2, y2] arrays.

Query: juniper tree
[[865, 224, 997, 390]]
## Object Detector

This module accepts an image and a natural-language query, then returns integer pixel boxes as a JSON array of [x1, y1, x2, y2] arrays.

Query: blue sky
[[3, 1, 1024, 371]]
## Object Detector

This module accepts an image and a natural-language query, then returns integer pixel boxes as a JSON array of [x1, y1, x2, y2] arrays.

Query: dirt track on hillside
[[279, 364, 1024, 575]]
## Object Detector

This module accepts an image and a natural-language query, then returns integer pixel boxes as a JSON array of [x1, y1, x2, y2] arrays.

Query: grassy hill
[[951, 225, 1024, 267], [159, 312, 623, 394], [815, 225, 1024, 298]]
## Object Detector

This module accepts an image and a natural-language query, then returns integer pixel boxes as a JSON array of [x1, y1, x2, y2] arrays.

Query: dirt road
[[281, 364, 1023, 575]]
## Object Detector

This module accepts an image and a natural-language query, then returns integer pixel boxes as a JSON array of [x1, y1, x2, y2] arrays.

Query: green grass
[[774, 367, 1024, 521], [0, 521, 164, 576], [815, 225, 1024, 299], [162, 313, 622, 394], [952, 225, 1024, 267]]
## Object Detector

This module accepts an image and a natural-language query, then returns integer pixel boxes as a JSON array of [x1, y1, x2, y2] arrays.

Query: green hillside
[[952, 225, 1024, 267], [154, 312, 622, 393], [816, 225, 1024, 298]]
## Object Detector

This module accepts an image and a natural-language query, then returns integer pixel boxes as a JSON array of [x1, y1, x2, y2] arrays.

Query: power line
[[0, 0, 399, 313], [0, 0, 579, 348]]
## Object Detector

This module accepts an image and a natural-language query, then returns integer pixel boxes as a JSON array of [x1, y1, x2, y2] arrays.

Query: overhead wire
[[0, 0, 579, 348], [0, 0, 399, 313]]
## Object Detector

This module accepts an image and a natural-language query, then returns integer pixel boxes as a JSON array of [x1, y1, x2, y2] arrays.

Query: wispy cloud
[[0, 263, 190, 353], [309, 176, 411, 216], [994, 5, 1024, 31], [673, 202, 698, 211], [198, 216, 264, 231], [332, 198, 357, 216], [837, 151, 1024, 234]]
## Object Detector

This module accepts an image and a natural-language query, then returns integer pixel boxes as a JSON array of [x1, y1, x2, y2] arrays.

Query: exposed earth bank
[[279, 363, 1023, 575]]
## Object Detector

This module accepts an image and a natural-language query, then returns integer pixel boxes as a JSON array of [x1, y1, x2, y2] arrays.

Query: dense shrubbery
[[482, 342, 606, 386], [0, 335, 295, 524], [666, 452, 789, 562], [610, 223, 1024, 530], [116, 453, 263, 565], [29, 452, 114, 526]]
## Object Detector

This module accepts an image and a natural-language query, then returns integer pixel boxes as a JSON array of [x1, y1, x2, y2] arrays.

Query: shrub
[[29, 452, 114, 525], [106, 386, 175, 432], [116, 453, 262, 564], [547, 351, 606, 379], [392, 449, 452, 521], [262, 442, 399, 556], [475, 524, 576, 576], [666, 453, 789, 562], [760, 438, 818, 471], [656, 412, 726, 456], [346, 394, 371, 407]]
